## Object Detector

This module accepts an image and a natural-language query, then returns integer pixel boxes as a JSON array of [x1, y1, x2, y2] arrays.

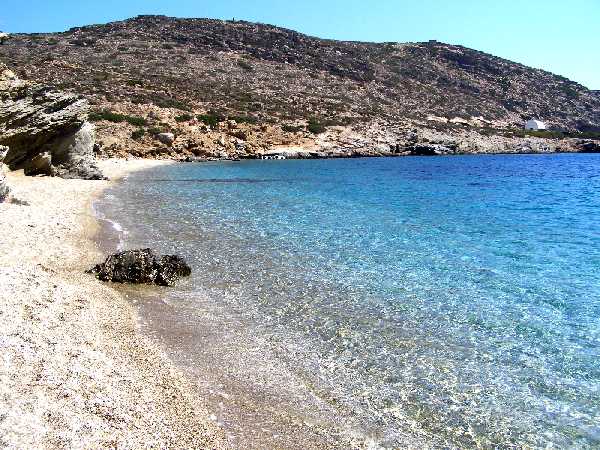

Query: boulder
[[87, 248, 192, 287], [0, 63, 104, 180], [0, 145, 10, 202], [409, 143, 453, 156], [156, 255, 192, 286], [574, 139, 600, 153], [156, 132, 175, 145], [23, 152, 52, 177]]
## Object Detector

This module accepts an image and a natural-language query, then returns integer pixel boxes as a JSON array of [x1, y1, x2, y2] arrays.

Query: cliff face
[[1, 15, 597, 160], [0, 63, 103, 179]]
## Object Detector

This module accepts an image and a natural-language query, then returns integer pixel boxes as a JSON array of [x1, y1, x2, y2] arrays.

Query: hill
[[1, 15, 598, 159]]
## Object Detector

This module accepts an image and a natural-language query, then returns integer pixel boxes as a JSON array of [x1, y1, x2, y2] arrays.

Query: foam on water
[[92, 197, 127, 251], [95, 154, 600, 448]]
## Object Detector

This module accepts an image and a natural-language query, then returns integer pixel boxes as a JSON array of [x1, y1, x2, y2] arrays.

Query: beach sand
[[0, 159, 226, 449]]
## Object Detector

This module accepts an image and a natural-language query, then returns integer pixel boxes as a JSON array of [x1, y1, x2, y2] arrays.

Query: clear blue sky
[[2, 0, 599, 89]]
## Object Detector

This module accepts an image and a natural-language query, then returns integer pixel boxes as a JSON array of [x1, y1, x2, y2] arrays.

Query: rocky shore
[[0, 160, 225, 448], [0, 13, 598, 446], [87, 103, 600, 163]]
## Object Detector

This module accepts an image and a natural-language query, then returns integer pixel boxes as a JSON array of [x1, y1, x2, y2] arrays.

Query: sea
[[94, 154, 600, 448]]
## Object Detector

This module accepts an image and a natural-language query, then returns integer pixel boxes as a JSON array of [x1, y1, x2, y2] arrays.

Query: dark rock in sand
[[156, 255, 192, 286], [87, 248, 192, 287], [0, 145, 10, 202], [23, 152, 52, 177]]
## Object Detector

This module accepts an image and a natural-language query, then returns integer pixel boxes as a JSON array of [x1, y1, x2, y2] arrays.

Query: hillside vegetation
[[2, 15, 598, 159]]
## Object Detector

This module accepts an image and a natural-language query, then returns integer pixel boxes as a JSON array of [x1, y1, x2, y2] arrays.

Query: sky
[[1, 0, 599, 89]]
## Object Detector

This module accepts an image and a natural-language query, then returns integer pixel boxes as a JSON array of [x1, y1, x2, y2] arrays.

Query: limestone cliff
[[0, 63, 103, 179]]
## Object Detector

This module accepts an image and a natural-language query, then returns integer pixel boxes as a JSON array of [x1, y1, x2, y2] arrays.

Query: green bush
[[562, 86, 580, 99], [577, 131, 600, 139], [282, 124, 305, 133], [89, 110, 147, 127], [237, 60, 254, 72], [125, 79, 143, 87], [229, 115, 258, 124], [525, 130, 564, 139], [307, 119, 326, 134], [152, 96, 192, 111], [197, 112, 226, 127], [175, 114, 194, 122], [147, 127, 164, 135], [70, 38, 96, 47], [131, 129, 145, 140]]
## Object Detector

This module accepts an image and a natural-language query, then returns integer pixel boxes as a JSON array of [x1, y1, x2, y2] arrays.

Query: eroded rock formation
[[88, 249, 192, 287], [0, 63, 104, 180]]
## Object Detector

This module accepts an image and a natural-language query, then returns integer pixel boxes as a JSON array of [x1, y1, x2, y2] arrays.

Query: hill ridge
[[1, 15, 598, 159]]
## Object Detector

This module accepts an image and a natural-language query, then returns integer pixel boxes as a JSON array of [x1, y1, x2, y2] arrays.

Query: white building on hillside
[[525, 119, 547, 131]]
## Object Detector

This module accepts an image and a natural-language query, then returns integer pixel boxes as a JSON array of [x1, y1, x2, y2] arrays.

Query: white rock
[[156, 132, 175, 145]]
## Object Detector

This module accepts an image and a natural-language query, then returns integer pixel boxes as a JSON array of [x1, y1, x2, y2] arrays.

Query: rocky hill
[[1, 15, 598, 160]]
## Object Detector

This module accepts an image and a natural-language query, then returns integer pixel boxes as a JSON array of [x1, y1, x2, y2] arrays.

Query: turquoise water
[[99, 155, 600, 447]]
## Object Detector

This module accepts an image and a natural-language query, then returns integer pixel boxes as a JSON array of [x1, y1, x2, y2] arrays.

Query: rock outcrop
[[409, 143, 458, 156], [156, 132, 175, 146], [0, 63, 104, 180], [573, 139, 600, 153], [87, 249, 192, 287], [0, 145, 10, 202]]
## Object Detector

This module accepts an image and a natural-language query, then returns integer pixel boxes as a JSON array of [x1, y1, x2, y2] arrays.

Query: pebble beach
[[0, 160, 226, 449]]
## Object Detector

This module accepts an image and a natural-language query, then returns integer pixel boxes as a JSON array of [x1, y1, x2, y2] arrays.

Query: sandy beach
[[0, 159, 226, 449]]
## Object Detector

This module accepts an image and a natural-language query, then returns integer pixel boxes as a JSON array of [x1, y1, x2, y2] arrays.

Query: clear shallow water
[[98, 155, 600, 448]]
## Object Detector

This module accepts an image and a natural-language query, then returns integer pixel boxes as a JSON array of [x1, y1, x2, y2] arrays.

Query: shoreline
[[132, 148, 597, 165], [3, 155, 595, 447], [0, 159, 225, 448], [94, 160, 372, 449], [90, 154, 600, 448]]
